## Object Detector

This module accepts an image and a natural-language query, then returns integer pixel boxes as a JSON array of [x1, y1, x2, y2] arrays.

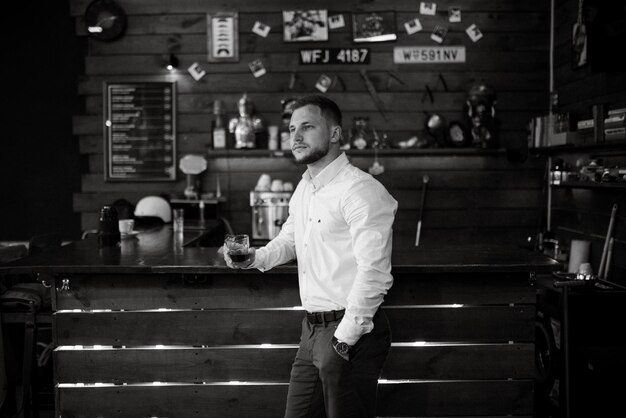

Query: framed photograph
[[283, 10, 328, 42], [207, 12, 239, 62], [353, 11, 397, 43]]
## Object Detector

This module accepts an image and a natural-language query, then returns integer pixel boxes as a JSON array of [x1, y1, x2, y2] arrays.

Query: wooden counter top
[[0, 225, 560, 275]]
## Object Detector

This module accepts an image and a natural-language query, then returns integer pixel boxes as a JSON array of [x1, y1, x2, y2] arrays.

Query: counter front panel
[[52, 270, 536, 417]]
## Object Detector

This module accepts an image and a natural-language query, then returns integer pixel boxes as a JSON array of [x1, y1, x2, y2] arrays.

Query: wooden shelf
[[206, 148, 507, 158], [551, 181, 626, 189], [531, 141, 626, 155]]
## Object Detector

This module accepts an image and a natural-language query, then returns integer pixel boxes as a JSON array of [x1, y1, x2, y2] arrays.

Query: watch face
[[334, 339, 350, 355]]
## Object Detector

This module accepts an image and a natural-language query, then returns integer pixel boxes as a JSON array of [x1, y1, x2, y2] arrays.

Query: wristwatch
[[332, 336, 351, 357]]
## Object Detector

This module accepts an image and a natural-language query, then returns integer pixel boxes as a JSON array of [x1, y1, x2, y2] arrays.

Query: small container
[[225, 234, 250, 262], [98, 206, 121, 247], [173, 208, 184, 232], [268, 125, 279, 150]]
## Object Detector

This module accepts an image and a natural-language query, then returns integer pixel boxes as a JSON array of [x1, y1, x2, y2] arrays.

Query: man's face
[[289, 104, 333, 165]]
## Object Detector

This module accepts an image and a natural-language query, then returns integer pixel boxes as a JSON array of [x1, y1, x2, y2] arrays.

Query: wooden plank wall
[[552, 0, 626, 283], [53, 271, 536, 417], [69, 0, 550, 248]]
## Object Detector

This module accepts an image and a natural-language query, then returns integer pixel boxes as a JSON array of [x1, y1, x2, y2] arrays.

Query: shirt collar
[[302, 152, 349, 192]]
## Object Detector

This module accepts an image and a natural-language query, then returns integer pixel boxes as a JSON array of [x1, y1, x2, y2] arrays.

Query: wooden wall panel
[[58, 382, 533, 417], [69, 0, 549, 247], [54, 272, 533, 310], [55, 343, 533, 383], [51, 265, 536, 417], [54, 306, 532, 346]]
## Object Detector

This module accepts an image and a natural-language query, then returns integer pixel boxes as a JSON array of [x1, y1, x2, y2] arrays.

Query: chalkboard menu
[[104, 82, 177, 181]]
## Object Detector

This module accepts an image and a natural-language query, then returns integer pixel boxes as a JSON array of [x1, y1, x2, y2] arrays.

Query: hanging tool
[[604, 238, 614, 279], [385, 70, 405, 89], [415, 174, 429, 246], [420, 73, 448, 103], [598, 203, 618, 279], [360, 69, 389, 121], [421, 84, 434, 104]]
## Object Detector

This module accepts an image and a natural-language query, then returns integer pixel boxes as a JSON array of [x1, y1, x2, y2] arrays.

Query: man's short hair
[[292, 95, 342, 127]]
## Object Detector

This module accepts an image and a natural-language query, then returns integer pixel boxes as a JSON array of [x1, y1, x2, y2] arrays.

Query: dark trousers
[[284, 309, 391, 418]]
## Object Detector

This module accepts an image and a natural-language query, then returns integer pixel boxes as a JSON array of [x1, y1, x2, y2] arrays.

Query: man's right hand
[[220, 246, 256, 269]]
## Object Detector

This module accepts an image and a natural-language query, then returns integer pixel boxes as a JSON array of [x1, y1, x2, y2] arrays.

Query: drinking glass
[[224, 234, 250, 262], [173, 208, 184, 232]]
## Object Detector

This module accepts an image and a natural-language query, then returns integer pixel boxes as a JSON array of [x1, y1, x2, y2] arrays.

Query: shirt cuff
[[334, 318, 367, 346], [248, 247, 267, 272]]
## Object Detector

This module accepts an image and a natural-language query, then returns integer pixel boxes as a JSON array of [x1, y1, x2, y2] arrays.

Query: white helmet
[[134, 196, 172, 223]]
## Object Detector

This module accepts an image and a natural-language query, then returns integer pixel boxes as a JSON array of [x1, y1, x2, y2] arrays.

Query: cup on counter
[[224, 234, 250, 262], [173, 208, 184, 232], [270, 179, 284, 192], [118, 219, 135, 235]]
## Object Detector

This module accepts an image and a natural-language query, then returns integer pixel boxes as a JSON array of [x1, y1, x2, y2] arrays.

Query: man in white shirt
[[223, 95, 398, 418]]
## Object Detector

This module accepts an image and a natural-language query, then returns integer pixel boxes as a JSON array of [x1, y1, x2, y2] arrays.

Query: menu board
[[104, 82, 177, 181]]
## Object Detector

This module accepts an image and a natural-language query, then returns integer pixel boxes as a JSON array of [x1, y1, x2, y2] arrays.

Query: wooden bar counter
[[1, 227, 559, 418]]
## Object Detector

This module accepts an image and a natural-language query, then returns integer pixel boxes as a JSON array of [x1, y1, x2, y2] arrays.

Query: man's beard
[[294, 144, 329, 165]]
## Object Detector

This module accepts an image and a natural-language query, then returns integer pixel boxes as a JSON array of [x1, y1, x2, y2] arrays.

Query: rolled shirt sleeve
[[334, 180, 397, 346]]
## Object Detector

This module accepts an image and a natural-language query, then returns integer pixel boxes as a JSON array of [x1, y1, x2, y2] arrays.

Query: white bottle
[[268, 125, 279, 150]]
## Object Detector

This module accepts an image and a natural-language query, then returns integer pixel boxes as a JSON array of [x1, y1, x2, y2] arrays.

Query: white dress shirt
[[251, 152, 398, 345]]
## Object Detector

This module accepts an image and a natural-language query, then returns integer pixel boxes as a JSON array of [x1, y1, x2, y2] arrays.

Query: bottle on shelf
[[268, 125, 279, 150], [280, 97, 297, 151], [212, 100, 227, 149], [351, 117, 372, 150]]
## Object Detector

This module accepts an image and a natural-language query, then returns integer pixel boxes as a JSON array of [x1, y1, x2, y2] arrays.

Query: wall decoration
[[404, 18, 423, 35], [328, 14, 345, 30], [394, 46, 466, 64], [207, 12, 239, 62], [465, 23, 483, 42], [315, 74, 333, 92], [572, 0, 587, 68], [252, 21, 271, 38], [420, 2, 437, 16], [84, 0, 127, 42], [283, 10, 328, 42], [187, 62, 206, 80], [104, 82, 176, 182], [248, 58, 267, 78], [299, 48, 370, 65], [431, 26, 447, 43], [353, 12, 397, 42], [448, 7, 461, 23]]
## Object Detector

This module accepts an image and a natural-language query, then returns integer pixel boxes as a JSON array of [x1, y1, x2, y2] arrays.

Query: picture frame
[[353, 11, 397, 43], [104, 82, 177, 182], [207, 12, 239, 62], [283, 10, 328, 42]]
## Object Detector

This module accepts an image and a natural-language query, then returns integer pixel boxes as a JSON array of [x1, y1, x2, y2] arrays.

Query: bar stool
[[1, 233, 58, 418]]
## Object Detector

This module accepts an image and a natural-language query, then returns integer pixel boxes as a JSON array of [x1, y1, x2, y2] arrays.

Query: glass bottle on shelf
[[212, 100, 227, 149], [351, 117, 372, 150], [280, 97, 297, 151]]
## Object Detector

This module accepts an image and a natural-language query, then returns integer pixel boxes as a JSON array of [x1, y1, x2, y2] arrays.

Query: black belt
[[306, 309, 345, 325]]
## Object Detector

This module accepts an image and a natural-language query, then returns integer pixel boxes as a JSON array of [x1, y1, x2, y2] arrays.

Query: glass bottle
[[351, 117, 372, 150], [212, 100, 227, 149], [98, 205, 120, 248]]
